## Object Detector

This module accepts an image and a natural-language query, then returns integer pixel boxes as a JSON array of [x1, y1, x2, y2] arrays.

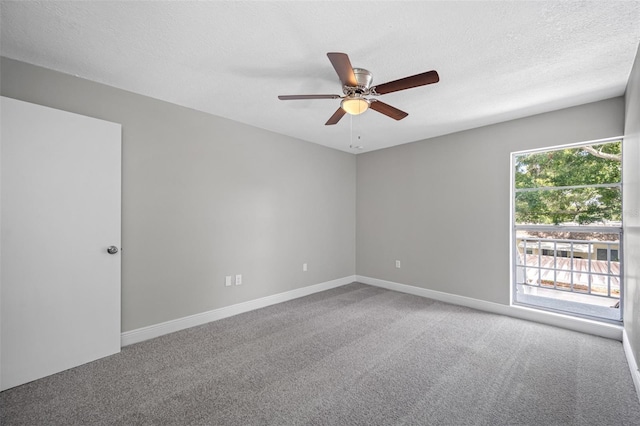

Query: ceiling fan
[[278, 52, 439, 125]]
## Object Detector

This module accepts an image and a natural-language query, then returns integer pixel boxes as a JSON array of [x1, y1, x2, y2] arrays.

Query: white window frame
[[510, 136, 624, 322]]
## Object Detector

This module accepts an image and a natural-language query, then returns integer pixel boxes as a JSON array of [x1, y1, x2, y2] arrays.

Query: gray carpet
[[1, 283, 639, 425]]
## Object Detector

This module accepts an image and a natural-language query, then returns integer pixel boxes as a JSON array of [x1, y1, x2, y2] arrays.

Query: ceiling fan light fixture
[[341, 97, 369, 115]]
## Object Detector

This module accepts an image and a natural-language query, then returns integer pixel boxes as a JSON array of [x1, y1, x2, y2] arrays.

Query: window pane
[[515, 187, 621, 225], [514, 228, 621, 320], [515, 142, 621, 189]]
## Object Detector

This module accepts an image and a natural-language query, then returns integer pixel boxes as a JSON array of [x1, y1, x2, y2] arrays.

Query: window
[[597, 248, 619, 262], [542, 249, 569, 257], [512, 139, 622, 322]]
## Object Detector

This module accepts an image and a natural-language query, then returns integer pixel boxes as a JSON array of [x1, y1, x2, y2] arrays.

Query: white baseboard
[[121, 275, 355, 346], [356, 275, 623, 341], [623, 329, 640, 403], [122, 274, 623, 346]]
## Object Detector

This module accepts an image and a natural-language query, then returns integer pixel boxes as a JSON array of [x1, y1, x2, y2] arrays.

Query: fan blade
[[369, 100, 408, 121], [325, 107, 346, 125], [278, 94, 341, 100], [372, 70, 439, 95], [327, 52, 358, 87]]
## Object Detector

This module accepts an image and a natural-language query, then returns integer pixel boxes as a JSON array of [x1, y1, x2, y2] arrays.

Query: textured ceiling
[[1, 1, 640, 153]]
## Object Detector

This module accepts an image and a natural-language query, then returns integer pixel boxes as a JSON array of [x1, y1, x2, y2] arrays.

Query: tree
[[514, 141, 621, 225]]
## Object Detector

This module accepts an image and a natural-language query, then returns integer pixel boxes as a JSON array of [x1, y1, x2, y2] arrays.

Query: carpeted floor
[[1, 282, 639, 425]]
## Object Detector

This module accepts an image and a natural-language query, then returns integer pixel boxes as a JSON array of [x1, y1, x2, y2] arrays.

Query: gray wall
[[1, 54, 634, 343], [357, 97, 625, 305], [1, 57, 356, 332], [624, 44, 640, 366]]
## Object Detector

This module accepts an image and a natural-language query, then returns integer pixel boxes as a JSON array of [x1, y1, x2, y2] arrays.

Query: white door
[[1, 96, 121, 391]]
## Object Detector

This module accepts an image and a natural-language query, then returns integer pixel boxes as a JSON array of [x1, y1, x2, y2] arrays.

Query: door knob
[[107, 246, 119, 254]]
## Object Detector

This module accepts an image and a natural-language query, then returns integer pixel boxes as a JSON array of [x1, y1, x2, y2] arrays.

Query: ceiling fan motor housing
[[345, 68, 373, 95]]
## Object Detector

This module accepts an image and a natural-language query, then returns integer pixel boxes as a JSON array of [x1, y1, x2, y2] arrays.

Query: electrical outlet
[[235, 274, 242, 285], [395, 260, 401, 269], [303, 263, 308, 272], [225, 276, 232, 287]]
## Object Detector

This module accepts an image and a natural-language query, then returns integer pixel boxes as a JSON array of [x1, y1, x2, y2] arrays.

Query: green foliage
[[514, 142, 621, 225]]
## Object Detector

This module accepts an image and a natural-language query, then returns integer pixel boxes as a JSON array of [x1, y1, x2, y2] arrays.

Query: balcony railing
[[515, 236, 620, 300]]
